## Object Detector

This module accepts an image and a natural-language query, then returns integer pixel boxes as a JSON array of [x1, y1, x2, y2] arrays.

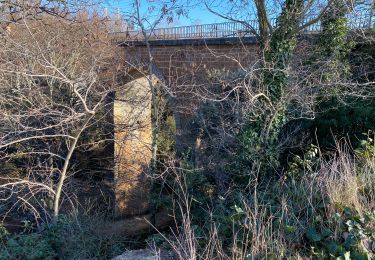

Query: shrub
[[0, 227, 57, 260], [0, 214, 130, 259]]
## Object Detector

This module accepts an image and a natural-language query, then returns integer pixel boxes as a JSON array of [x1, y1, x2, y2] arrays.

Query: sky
[[104, 0, 374, 29], [105, 0, 229, 27]]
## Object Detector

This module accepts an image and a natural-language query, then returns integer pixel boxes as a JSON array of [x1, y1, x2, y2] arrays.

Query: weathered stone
[[112, 249, 174, 260], [114, 75, 159, 217], [112, 249, 155, 260]]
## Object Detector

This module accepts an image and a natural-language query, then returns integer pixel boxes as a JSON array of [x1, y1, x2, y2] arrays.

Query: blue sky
[[105, 0, 228, 27], [104, 0, 374, 28]]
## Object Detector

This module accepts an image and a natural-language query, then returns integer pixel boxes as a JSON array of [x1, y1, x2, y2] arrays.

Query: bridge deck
[[114, 12, 374, 42]]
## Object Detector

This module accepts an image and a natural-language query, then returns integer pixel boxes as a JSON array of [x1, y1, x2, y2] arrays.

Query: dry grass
[[153, 145, 375, 259]]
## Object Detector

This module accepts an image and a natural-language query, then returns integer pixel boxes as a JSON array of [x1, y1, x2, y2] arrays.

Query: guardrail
[[113, 12, 374, 41]]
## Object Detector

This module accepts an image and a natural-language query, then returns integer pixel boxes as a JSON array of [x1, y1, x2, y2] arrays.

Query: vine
[[236, 0, 304, 183]]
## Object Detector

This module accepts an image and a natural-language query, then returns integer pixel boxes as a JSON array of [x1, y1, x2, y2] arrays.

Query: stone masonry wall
[[124, 42, 259, 82], [113, 40, 258, 217]]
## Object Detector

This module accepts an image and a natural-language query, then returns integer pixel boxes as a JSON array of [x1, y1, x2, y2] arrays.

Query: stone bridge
[[111, 16, 375, 219], [114, 37, 259, 218]]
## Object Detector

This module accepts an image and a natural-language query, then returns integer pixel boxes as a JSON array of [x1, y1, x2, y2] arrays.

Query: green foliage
[[0, 224, 10, 240], [234, 98, 283, 181], [355, 131, 375, 163], [0, 224, 57, 260], [316, 7, 354, 83], [0, 215, 129, 259], [264, 0, 303, 101], [236, 0, 304, 183], [157, 115, 176, 158], [177, 155, 213, 220], [305, 208, 375, 259], [0, 232, 57, 260], [305, 3, 368, 152], [286, 144, 319, 178]]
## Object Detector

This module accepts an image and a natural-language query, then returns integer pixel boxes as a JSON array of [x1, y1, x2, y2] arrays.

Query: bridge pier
[[113, 74, 159, 217]]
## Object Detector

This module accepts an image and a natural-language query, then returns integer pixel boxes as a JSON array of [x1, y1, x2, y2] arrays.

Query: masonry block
[[113, 75, 159, 217]]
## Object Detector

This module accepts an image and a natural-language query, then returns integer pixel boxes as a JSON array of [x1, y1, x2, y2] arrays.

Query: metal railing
[[113, 12, 374, 41]]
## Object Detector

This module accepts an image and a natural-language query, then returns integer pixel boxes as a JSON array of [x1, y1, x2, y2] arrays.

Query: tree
[[0, 12, 123, 222], [0, 0, 83, 31], [202, 0, 370, 180]]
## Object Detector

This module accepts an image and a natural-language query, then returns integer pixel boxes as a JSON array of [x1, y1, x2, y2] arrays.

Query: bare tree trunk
[[53, 115, 93, 221], [255, 0, 271, 49]]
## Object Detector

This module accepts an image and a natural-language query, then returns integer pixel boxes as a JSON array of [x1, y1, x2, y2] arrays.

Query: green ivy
[[236, 0, 304, 183]]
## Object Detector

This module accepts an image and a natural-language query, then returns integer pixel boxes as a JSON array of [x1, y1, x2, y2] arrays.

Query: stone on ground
[[112, 249, 174, 260]]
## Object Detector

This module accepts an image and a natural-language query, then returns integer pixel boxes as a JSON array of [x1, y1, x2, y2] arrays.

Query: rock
[[112, 249, 155, 260], [112, 249, 174, 260], [342, 232, 349, 240]]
